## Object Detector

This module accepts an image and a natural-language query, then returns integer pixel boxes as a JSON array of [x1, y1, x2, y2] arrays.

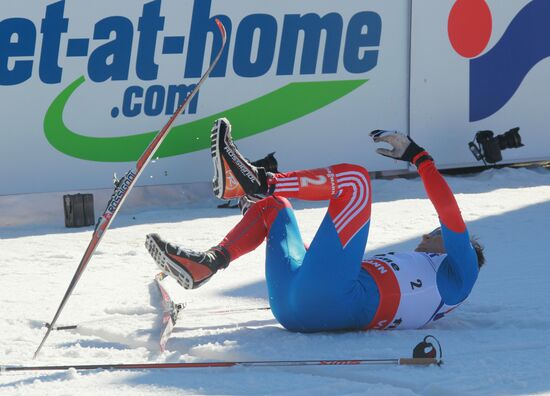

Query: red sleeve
[[417, 159, 466, 233]]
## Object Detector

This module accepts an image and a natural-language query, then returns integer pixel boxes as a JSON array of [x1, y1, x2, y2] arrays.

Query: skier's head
[[470, 237, 485, 268], [415, 227, 485, 268]]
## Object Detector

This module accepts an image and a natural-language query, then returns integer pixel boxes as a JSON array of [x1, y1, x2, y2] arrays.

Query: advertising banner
[[411, 0, 550, 168], [0, 0, 411, 195]]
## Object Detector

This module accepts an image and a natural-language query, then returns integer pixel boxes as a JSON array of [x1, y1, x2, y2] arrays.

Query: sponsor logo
[[106, 170, 136, 213], [320, 361, 360, 366], [365, 260, 387, 275], [0, 0, 382, 161], [223, 145, 257, 184], [449, 0, 550, 121], [225, 171, 240, 192]]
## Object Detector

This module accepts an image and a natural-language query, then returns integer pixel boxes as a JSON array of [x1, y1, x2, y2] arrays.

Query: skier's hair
[[470, 237, 485, 268]]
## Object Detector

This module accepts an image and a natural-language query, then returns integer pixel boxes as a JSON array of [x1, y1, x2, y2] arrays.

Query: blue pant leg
[[265, 164, 379, 332], [288, 215, 377, 332], [265, 206, 306, 331]]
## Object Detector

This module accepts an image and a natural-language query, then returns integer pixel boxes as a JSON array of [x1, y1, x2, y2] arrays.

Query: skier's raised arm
[[370, 130, 481, 305]]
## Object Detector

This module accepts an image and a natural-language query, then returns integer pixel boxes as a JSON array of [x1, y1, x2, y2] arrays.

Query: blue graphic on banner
[[469, 0, 550, 121]]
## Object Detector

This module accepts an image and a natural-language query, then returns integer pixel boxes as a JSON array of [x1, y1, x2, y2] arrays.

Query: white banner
[[0, 0, 410, 195], [411, 0, 550, 168]]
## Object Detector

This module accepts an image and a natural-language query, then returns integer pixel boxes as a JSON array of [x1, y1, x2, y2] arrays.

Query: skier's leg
[[209, 119, 377, 330], [145, 194, 298, 291], [218, 195, 293, 261], [218, 195, 306, 330], [261, 197, 307, 330], [271, 163, 377, 331], [225, 163, 377, 331]]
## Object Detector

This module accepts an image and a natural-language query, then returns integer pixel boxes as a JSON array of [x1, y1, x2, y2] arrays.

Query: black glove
[[370, 130, 432, 167]]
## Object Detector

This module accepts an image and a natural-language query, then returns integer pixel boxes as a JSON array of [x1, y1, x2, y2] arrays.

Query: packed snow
[[1, 166, 550, 396]]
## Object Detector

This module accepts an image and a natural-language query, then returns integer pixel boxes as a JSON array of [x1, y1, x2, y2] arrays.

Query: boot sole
[[211, 119, 225, 199], [145, 235, 194, 289]]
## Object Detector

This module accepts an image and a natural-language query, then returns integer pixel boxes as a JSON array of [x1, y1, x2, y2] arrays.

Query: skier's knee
[[330, 163, 371, 182]]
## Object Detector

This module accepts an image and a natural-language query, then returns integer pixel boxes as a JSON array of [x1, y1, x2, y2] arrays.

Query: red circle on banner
[[448, 0, 493, 58]]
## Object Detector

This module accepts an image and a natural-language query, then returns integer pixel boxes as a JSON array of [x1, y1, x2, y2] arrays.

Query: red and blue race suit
[[218, 159, 479, 332]]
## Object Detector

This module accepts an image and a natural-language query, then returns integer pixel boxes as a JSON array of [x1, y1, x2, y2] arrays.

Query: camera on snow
[[468, 127, 524, 164]]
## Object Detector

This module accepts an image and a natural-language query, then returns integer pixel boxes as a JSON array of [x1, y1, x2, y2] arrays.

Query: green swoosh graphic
[[44, 76, 367, 162]]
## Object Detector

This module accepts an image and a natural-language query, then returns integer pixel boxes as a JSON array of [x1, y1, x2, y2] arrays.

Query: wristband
[[412, 151, 433, 168]]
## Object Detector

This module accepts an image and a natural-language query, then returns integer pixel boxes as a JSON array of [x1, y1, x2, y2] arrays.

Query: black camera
[[468, 127, 524, 164]]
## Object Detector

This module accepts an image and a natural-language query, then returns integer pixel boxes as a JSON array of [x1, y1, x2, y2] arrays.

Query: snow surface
[[1, 167, 550, 396]]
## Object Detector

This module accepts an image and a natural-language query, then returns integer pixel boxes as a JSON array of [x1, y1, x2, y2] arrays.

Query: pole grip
[[398, 358, 440, 366]]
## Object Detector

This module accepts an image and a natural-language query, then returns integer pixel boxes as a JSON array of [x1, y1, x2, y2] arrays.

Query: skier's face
[[415, 227, 445, 253]]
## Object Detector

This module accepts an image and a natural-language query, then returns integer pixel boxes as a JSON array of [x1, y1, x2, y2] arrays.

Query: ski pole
[[6, 336, 443, 372], [2, 357, 439, 373]]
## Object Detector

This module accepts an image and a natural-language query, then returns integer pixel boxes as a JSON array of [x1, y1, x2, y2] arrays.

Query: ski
[[33, 19, 227, 360], [42, 306, 271, 333], [155, 273, 184, 352]]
